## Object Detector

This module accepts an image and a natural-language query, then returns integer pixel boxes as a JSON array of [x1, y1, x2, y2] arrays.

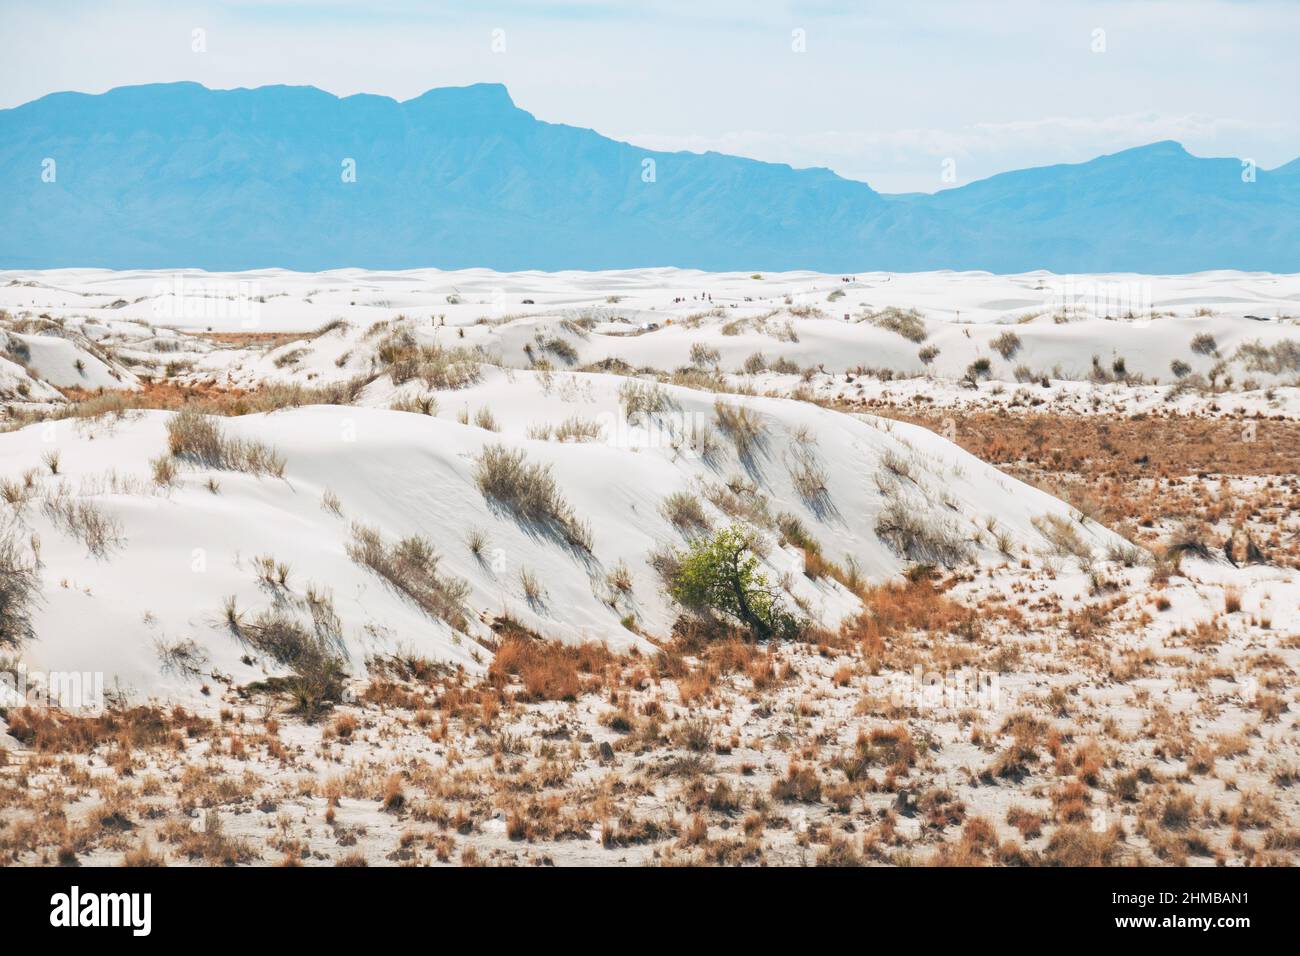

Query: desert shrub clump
[[713, 400, 766, 461], [874, 500, 972, 568], [552, 416, 604, 443], [1235, 339, 1300, 375], [669, 524, 800, 640], [662, 490, 712, 533], [618, 380, 677, 424], [374, 330, 482, 390], [166, 407, 285, 477], [689, 342, 720, 367], [487, 631, 617, 702], [990, 330, 1022, 360], [0, 522, 40, 647], [347, 523, 471, 630], [235, 609, 347, 719], [473, 445, 593, 551], [867, 307, 928, 343]]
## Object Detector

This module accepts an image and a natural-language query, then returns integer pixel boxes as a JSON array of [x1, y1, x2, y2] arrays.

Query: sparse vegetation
[[166, 407, 286, 477], [867, 307, 928, 343], [990, 330, 1022, 360], [713, 400, 766, 461], [662, 490, 712, 533], [473, 445, 593, 551], [689, 342, 720, 367], [0, 522, 40, 646], [874, 500, 971, 567], [346, 523, 470, 630], [619, 380, 676, 423]]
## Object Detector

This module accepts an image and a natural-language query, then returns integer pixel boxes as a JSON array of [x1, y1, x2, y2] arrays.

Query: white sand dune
[[1, 267, 1295, 707], [2, 372, 1129, 703], [7, 268, 1297, 393]]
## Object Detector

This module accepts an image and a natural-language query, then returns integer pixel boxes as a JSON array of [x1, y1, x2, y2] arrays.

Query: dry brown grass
[[486, 629, 620, 702], [346, 523, 470, 630], [3, 705, 210, 754], [847, 406, 1300, 565], [167, 407, 286, 477], [841, 578, 981, 662]]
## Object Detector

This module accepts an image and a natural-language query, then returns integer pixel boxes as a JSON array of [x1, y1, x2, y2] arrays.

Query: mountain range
[[2, 81, 1297, 273]]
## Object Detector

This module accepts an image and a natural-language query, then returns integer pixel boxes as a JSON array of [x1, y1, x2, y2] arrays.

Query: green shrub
[[668, 525, 799, 640]]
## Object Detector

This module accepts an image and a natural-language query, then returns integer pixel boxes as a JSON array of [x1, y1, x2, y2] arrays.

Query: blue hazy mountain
[[2, 82, 1296, 273]]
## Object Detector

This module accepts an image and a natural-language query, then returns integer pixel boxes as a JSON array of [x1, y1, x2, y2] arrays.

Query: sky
[[1, 0, 1297, 193]]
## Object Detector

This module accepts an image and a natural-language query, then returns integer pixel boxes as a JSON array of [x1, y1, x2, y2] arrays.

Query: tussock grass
[[150, 454, 178, 487], [473, 445, 593, 552], [375, 330, 483, 389], [1033, 514, 1094, 564], [777, 512, 860, 592], [713, 400, 766, 461], [1, 469, 42, 507], [2, 703, 210, 753], [272, 347, 310, 369], [487, 630, 617, 702], [675, 419, 723, 466], [390, 394, 438, 416], [237, 608, 348, 718], [874, 500, 971, 567], [1235, 339, 1300, 374], [867, 307, 928, 343], [166, 407, 286, 477], [619, 380, 677, 423], [990, 330, 1022, 360], [537, 336, 578, 364], [841, 577, 979, 655], [879, 449, 916, 482], [1044, 825, 1120, 866], [662, 490, 712, 534], [701, 476, 772, 528], [689, 342, 720, 367], [552, 416, 604, 443], [519, 567, 546, 605], [0, 521, 40, 646], [787, 446, 830, 509], [606, 560, 633, 595], [347, 523, 470, 630], [40, 487, 124, 557]]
